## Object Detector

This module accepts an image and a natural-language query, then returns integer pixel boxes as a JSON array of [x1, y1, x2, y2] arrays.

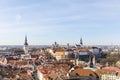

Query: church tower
[[80, 38, 83, 46], [23, 35, 29, 54]]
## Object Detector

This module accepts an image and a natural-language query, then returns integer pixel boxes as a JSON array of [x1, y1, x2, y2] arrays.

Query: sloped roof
[[95, 69, 115, 77], [55, 48, 65, 52], [8, 60, 27, 66], [70, 69, 98, 77], [102, 66, 120, 72], [55, 52, 64, 56], [74, 48, 91, 53]]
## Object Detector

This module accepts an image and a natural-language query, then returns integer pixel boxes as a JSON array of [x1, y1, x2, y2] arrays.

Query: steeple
[[23, 35, 29, 54], [80, 38, 83, 46], [24, 35, 28, 45], [67, 43, 70, 49], [22, 35, 31, 59]]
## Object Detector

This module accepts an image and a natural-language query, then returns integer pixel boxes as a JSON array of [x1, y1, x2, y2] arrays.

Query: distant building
[[75, 38, 83, 48], [0, 57, 7, 66], [69, 69, 99, 80], [96, 68, 120, 80], [65, 49, 75, 58], [52, 41, 59, 49], [75, 48, 91, 62], [54, 48, 65, 60], [46, 48, 55, 57], [21, 36, 31, 60], [23, 35, 29, 54], [89, 47, 102, 58]]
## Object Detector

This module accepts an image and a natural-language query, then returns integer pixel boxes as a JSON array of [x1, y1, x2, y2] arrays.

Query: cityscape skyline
[[0, 0, 120, 45]]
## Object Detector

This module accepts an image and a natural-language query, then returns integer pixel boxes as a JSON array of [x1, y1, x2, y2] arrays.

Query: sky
[[0, 0, 120, 45]]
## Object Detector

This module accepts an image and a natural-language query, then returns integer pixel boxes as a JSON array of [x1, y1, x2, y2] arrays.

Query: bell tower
[[23, 35, 29, 54]]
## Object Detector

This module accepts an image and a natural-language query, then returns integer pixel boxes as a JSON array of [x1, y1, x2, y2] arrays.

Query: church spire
[[80, 38, 83, 46], [23, 35, 29, 54], [24, 35, 28, 45]]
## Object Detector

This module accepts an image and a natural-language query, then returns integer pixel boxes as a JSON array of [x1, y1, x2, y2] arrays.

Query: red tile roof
[[102, 66, 120, 72], [70, 69, 98, 77]]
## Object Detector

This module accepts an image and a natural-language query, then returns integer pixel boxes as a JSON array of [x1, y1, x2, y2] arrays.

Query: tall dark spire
[[24, 35, 28, 45], [80, 38, 83, 45]]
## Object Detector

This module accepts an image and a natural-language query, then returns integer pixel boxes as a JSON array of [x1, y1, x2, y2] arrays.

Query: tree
[[100, 53, 120, 66]]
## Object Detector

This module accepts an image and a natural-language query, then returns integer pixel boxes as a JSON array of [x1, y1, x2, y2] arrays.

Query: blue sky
[[0, 0, 120, 45]]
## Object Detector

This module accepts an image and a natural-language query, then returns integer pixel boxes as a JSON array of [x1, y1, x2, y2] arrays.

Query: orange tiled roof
[[70, 69, 98, 77], [37, 65, 55, 75], [74, 48, 91, 53], [55, 48, 65, 52], [19, 72, 32, 79], [95, 69, 115, 76], [8, 60, 27, 66], [47, 71, 58, 80], [102, 66, 120, 72], [55, 52, 64, 56]]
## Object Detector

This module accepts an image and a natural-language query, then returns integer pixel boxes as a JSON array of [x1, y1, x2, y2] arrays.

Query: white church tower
[[23, 35, 29, 54]]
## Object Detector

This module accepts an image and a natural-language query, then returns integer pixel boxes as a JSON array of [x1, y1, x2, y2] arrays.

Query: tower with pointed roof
[[75, 38, 83, 48], [80, 38, 83, 46], [23, 35, 29, 54]]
